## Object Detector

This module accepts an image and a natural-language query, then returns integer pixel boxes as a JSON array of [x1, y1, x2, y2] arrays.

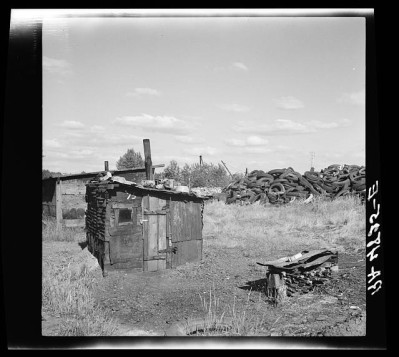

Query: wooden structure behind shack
[[85, 180, 204, 273], [42, 166, 162, 228], [42, 139, 163, 228]]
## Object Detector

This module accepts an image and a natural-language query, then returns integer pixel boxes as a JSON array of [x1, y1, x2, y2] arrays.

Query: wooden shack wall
[[42, 179, 56, 217], [86, 183, 203, 273], [86, 184, 144, 272], [61, 178, 90, 219], [106, 189, 144, 271], [85, 184, 108, 271]]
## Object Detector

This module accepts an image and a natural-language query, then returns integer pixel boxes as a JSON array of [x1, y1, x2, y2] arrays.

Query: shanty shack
[[85, 179, 204, 273]]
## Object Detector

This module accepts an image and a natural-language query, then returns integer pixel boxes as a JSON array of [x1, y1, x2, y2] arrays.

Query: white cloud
[[225, 142, 289, 156], [114, 114, 195, 134], [246, 136, 269, 146], [233, 118, 351, 136], [183, 146, 217, 156], [43, 56, 72, 76], [274, 96, 305, 110], [90, 125, 106, 133], [231, 62, 249, 71], [43, 139, 62, 148], [218, 103, 250, 112], [152, 154, 198, 167], [63, 129, 142, 148], [242, 147, 273, 154], [174, 135, 205, 144], [338, 89, 365, 106], [225, 135, 269, 147], [60, 120, 85, 129], [126, 87, 161, 98]]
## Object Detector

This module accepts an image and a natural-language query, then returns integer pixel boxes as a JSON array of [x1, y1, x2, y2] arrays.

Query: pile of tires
[[223, 164, 365, 205]]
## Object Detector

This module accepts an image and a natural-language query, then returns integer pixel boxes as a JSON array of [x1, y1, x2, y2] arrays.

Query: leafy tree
[[163, 160, 182, 182], [159, 160, 230, 188], [42, 169, 63, 179], [42, 169, 52, 179], [180, 163, 192, 186], [116, 148, 144, 170]]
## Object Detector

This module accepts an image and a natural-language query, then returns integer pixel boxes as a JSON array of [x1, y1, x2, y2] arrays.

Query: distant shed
[[42, 165, 163, 228], [85, 180, 204, 273]]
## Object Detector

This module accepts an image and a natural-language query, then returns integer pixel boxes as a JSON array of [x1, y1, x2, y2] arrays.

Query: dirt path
[[93, 246, 366, 336]]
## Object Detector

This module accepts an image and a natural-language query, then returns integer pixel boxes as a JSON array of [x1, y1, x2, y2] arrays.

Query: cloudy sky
[[42, 12, 365, 175]]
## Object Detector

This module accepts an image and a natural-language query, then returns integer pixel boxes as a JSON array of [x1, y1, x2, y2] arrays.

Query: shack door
[[143, 209, 169, 271]]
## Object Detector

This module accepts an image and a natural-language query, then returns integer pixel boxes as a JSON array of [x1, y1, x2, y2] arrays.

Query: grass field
[[42, 194, 365, 336], [203, 194, 365, 254]]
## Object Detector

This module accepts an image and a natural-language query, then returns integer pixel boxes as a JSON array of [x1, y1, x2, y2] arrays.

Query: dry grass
[[190, 286, 266, 336], [203, 195, 365, 257], [42, 218, 77, 242], [42, 223, 119, 336]]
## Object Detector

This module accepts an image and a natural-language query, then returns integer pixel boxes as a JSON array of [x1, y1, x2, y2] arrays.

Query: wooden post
[[55, 178, 63, 229], [104, 161, 109, 171], [143, 139, 153, 180], [221, 160, 233, 179]]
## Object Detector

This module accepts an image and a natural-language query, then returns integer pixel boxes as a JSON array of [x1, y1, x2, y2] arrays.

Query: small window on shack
[[118, 208, 132, 225]]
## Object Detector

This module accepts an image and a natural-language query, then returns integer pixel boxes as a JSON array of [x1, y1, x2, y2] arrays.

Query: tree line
[[116, 148, 240, 188], [43, 147, 241, 188]]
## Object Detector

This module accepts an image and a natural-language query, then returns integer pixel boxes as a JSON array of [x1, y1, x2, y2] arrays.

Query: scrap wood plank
[[257, 249, 338, 272]]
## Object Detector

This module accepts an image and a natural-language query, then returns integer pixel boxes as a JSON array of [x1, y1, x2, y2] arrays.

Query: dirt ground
[[91, 245, 366, 337]]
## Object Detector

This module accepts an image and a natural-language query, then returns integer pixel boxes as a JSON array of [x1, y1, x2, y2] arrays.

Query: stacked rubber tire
[[223, 164, 365, 205]]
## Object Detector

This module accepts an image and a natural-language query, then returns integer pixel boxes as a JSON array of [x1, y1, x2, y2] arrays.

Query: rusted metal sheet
[[109, 231, 143, 269], [170, 200, 202, 243], [172, 239, 202, 267]]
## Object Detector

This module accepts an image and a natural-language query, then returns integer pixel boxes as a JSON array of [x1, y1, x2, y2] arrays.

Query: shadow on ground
[[78, 241, 88, 249], [239, 278, 267, 293]]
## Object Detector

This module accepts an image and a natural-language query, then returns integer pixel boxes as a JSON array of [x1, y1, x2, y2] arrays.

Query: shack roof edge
[[87, 180, 206, 201], [42, 164, 165, 181]]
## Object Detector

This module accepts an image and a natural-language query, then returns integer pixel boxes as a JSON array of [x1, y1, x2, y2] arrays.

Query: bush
[[163, 161, 230, 188]]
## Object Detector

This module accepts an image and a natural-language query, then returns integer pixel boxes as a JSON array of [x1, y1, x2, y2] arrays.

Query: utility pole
[[221, 160, 233, 179], [310, 151, 315, 172]]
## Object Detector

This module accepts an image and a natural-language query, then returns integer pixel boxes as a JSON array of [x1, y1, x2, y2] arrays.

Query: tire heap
[[223, 164, 365, 205]]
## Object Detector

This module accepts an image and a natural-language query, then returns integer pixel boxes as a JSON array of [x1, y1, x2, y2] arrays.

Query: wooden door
[[143, 209, 169, 271]]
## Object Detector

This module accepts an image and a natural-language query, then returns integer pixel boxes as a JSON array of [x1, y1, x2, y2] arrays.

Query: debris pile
[[223, 164, 365, 205], [190, 187, 222, 199], [90, 173, 196, 195], [257, 249, 338, 303]]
